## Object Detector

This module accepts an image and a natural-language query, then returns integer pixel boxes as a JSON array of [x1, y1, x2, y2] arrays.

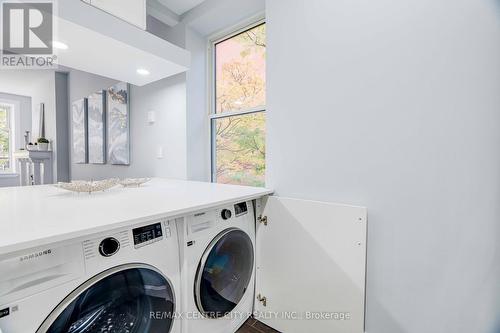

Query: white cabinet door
[[88, 0, 146, 30], [255, 196, 367, 333]]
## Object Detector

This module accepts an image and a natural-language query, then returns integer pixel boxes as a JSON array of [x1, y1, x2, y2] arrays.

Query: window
[[210, 21, 266, 187], [0, 104, 12, 172]]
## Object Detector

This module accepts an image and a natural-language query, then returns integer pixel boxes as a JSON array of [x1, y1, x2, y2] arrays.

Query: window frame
[[0, 103, 13, 173], [208, 17, 266, 184]]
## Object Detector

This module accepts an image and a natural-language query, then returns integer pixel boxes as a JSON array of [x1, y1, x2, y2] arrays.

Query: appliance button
[[99, 237, 120, 257], [221, 209, 232, 220]]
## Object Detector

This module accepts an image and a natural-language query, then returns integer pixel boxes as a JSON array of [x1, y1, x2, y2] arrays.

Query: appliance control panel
[[133, 222, 163, 248], [83, 220, 172, 261], [82, 220, 174, 276], [234, 202, 248, 216], [83, 230, 130, 261]]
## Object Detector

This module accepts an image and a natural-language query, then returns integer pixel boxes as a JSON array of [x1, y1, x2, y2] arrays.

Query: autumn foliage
[[215, 23, 266, 187]]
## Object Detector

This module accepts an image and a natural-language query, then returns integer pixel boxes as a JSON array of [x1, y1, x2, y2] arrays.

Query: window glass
[[196, 229, 254, 318], [212, 22, 266, 187], [0, 105, 10, 171], [214, 112, 265, 187], [45, 267, 175, 333], [215, 23, 266, 113]]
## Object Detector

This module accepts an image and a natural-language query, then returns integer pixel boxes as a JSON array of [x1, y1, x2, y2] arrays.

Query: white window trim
[[207, 17, 266, 183], [0, 103, 14, 174]]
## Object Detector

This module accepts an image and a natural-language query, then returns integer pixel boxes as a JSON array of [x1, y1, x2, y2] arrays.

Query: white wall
[[0, 70, 57, 180], [0, 92, 31, 152], [266, 1, 500, 333], [141, 0, 266, 183], [0, 92, 31, 187], [180, 0, 266, 182], [130, 73, 187, 180], [186, 28, 210, 181], [68, 69, 187, 181], [183, 0, 265, 36]]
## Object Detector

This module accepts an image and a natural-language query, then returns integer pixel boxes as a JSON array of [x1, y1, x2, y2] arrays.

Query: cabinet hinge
[[258, 215, 268, 226], [257, 293, 267, 307]]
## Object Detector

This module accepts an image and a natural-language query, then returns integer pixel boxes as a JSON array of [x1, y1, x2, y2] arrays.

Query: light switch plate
[[156, 146, 163, 159], [147, 111, 156, 124]]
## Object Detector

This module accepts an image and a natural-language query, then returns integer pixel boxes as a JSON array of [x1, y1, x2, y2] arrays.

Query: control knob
[[221, 209, 232, 220], [99, 237, 120, 257]]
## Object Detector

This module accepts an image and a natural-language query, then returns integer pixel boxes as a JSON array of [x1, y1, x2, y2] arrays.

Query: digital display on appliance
[[133, 223, 163, 246], [234, 202, 248, 216]]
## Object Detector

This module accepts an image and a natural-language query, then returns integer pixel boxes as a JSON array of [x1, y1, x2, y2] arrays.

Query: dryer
[[0, 218, 181, 333], [178, 200, 256, 333]]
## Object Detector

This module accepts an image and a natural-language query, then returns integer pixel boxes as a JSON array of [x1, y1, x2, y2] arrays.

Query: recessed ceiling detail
[[155, 0, 207, 15], [56, 0, 190, 86]]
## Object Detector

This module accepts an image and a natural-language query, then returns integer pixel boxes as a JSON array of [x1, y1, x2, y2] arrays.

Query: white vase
[[38, 143, 49, 151]]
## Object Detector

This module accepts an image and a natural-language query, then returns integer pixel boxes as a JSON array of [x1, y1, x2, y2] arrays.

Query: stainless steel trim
[[36, 263, 176, 333], [194, 227, 254, 318]]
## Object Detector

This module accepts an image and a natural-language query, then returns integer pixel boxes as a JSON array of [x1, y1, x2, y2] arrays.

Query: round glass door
[[195, 228, 254, 318], [37, 264, 175, 333]]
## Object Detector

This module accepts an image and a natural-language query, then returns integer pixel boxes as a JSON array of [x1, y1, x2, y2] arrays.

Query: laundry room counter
[[0, 178, 273, 255]]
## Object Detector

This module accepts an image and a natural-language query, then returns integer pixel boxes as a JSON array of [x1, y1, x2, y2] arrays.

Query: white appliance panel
[[180, 201, 256, 333], [0, 219, 182, 333], [0, 243, 84, 305]]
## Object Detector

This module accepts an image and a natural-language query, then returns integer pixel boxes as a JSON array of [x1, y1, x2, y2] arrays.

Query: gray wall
[[147, 15, 186, 48], [55, 72, 70, 182], [68, 69, 187, 181], [266, 1, 500, 333]]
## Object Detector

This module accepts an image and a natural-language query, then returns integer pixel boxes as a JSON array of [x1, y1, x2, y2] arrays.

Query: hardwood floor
[[236, 318, 281, 333]]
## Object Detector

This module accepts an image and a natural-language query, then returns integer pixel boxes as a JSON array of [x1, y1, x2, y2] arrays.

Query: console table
[[13, 150, 53, 186]]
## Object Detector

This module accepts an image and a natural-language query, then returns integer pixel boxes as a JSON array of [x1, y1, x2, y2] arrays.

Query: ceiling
[[57, 0, 190, 86], [155, 0, 207, 15]]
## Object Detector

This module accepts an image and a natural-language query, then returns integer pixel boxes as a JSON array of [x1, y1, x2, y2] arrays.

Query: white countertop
[[0, 178, 272, 255]]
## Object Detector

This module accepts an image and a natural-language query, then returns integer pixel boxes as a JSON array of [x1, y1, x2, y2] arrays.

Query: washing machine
[[0, 218, 182, 333], [178, 200, 256, 333]]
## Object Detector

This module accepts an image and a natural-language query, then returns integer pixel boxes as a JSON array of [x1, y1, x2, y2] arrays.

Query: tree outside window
[[212, 22, 266, 187], [0, 104, 11, 172]]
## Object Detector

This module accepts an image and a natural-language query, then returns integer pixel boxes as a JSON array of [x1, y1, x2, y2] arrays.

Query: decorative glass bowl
[[55, 178, 119, 194], [119, 178, 151, 187]]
